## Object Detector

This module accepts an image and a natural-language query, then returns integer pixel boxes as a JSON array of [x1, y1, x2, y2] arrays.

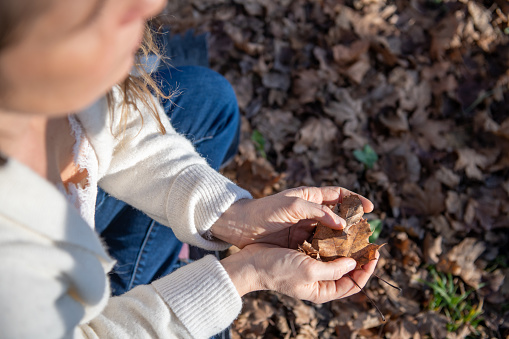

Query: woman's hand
[[211, 186, 373, 248], [221, 243, 379, 302]]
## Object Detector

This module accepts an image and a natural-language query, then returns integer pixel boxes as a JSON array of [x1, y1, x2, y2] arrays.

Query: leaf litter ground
[[164, 0, 509, 337]]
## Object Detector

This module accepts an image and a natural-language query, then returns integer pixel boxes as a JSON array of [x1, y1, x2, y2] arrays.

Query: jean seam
[[192, 135, 214, 145], [128, 220, 156, 290]]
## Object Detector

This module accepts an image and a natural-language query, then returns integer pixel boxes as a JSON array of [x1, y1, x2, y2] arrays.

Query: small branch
[[347, 274, 386, 322], [374, 274, 402, 292]]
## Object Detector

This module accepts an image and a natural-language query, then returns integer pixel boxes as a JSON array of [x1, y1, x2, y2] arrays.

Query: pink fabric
[[178, 243, 190, 260]]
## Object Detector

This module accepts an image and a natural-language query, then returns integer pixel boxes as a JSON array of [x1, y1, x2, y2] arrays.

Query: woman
[[0, 0, 379, 338]]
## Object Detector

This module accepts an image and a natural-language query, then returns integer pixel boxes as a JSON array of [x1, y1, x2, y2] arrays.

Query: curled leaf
[[303, 195, 385, 269]]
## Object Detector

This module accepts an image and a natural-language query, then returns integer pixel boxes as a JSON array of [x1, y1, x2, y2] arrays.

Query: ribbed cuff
[[167, 164, 252, 250], [152, 255, 242, 339]]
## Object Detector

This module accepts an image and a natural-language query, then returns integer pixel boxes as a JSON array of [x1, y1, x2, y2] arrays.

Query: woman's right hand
[[220, 243, 378, 303], [212, 186, 374, 249]]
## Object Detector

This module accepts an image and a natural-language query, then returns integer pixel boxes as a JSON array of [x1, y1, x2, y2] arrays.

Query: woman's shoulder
[[0, 156, 113, 263]]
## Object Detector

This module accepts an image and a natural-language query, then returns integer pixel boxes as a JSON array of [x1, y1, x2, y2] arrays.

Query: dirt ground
[[164, 0, 509, 338]]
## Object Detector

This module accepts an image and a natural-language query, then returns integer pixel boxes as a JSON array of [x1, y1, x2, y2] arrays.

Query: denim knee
[[178, 65, 239, 124], [195, 67, 238, 115], [153, 65, 241, 168]]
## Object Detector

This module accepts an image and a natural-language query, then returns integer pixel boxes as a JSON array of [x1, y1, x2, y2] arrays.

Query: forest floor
[[165, 0, 509, 338]]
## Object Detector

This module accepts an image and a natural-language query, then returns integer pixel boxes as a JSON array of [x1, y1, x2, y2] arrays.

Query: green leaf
[[353, 144, 378, 169], [368, 219, 382, 243], [251, 130, 267, 159]]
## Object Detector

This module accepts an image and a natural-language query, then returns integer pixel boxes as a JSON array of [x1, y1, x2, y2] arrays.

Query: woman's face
[[0, 0, 166, 115]]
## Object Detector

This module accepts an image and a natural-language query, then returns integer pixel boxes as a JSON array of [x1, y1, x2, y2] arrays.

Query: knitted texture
[[152, 255, 242, 339]]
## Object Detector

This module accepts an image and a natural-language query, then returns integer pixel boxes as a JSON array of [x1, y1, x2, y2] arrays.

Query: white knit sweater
[[0, 89, 252, 338]]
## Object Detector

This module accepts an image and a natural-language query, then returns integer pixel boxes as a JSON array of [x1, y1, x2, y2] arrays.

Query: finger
[[282, 186, 374, 214], [283, 187, 335, 205], [296, 200, 346, 228]]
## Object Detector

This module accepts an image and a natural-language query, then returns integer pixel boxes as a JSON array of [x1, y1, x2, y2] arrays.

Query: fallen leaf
[[435, 166, 461, 188], [293, 117, 339, 168], [262, 72, 291, 91], [379, 108, 409, 134], [423, 233, 443, 265], [401, 179, 445, 216], [384, 144, 421, 183], [302, 195, 385, 269], [344, 54, 371, 84], [416, 311, 449, 339], [292, 70, 321, 104], [437, 238, 486, 288], [332, 40, 370, 65], [386, 317, 420, 339], [454, 148, 489, 180], [233, 298, 275, 337], [429, 12, 460, 61]]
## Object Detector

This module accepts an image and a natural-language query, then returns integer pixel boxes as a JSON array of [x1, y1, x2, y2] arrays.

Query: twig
[[347, 274, 386, 322], [374, 274, 402, 292]]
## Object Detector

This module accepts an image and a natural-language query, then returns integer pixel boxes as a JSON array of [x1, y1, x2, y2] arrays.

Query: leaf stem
[[347, 274, 386, 322], [374, 274, 402, 292]]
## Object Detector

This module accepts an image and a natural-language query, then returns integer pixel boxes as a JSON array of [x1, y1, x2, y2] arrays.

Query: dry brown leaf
[[332, 40, 370, 65], [401, 178, 445, 216], [454, 148, 489, 180], [233, 298, 275, 337], [423, 233, 443, 265], [301, 195, 385, 269], [339, 195, 364, 232], [379, 108, 410, 133], [344, 54, 371, 84], [416, 311, 449, 339], [429, 12, 460, 60], [386, 317, 420, 339], [437, 238, 486, 288], [292, 70, 321, 104], [435, 166, 461, 188]]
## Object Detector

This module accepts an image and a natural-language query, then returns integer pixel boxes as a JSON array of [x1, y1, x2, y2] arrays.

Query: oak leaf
[[301, 195, 385, 269]]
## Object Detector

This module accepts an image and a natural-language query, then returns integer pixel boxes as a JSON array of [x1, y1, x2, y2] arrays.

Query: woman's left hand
[[211, 186, 373, 249], [221, 243, 379, 301]]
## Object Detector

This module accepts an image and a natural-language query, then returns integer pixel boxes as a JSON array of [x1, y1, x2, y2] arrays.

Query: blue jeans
[[95, 66, 241, 296]]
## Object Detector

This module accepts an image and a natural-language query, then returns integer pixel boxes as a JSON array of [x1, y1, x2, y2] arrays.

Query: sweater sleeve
[[79, 92, 252, 250], [79, 256, 241, 339]]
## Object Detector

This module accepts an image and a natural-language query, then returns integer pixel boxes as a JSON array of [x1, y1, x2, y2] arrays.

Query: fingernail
[[346, 260, 356, 271]]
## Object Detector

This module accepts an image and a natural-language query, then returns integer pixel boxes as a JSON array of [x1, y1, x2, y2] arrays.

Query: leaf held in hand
[[339, 194, 364, 233], [303, 195, 385, 269]]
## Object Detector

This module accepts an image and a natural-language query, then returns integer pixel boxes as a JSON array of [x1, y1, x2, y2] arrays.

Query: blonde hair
[[108, 24, 171, 135]]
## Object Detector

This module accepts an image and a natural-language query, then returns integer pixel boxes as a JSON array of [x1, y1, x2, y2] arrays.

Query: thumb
[[308, 257, 357, 282]]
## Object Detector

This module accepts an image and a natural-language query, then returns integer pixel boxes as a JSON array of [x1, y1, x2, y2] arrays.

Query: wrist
[[220, 249, 262, 297], [211, 198, 253, 247]]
